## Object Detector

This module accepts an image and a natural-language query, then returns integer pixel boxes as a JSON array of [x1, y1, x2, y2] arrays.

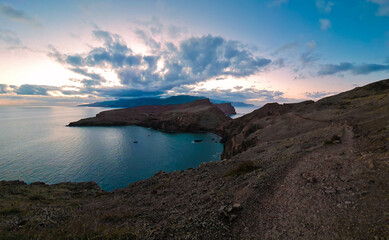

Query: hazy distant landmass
[[80, 95, 254, 108]]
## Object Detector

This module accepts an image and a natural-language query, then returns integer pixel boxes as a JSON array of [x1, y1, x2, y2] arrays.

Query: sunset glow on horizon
[[1, 0, 388, 106]]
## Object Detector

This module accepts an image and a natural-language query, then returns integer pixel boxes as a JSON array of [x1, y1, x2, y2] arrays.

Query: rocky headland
[[1, 79, 388, 239], [68, 99, 234, 133]]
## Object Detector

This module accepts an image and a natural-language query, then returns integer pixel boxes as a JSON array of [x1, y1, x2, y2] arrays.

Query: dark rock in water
[[194, 139, 203, 143], [133, 141, 138, 143]]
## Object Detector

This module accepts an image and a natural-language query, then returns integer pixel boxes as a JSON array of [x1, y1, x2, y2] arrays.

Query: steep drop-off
[[68, 99, 233, 133], [1, 79, 388, 239]]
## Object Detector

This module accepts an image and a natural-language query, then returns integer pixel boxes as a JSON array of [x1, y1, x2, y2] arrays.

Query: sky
[[0, 0, 388, 106]]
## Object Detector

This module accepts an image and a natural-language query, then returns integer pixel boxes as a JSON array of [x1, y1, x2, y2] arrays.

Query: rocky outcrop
[[1, 79, 389, 239], [213, 102, 236, 116], [68, 99, 232, 133]]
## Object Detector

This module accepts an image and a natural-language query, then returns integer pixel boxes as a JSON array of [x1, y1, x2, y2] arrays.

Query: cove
[[0, 106, 223, 191]]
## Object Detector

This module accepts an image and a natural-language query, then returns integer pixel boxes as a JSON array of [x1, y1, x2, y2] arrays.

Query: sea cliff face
[[68, 99, 231, 133], [213, 102, 236, 116], [1, 79, 388, 239]]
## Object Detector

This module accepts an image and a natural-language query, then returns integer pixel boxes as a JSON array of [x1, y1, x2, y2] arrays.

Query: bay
[[0, 106, 223, 191]]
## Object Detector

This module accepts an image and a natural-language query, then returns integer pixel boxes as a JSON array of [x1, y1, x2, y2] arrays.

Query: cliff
[[213, 102, 236, 116], [1, 79, 388, 239], [68, 99, 232, 133]]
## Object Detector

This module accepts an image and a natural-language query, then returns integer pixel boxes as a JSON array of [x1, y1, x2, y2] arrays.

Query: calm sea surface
[[0, 106, 223, 191]]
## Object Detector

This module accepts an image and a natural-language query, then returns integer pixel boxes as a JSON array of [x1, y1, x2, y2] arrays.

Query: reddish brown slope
[[68, 99, 231, 133]]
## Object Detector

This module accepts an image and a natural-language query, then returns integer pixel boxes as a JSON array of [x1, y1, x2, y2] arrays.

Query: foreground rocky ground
[[1, 79, 388, 239]]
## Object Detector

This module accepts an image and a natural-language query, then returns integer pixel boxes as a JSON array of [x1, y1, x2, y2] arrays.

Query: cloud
[[298, 41, 320, 68], [0, 84, 89, 98], [305, 91, 337, 99], [352, 63, 389, 74], [368, 0, 389, 16], [317, 62, 389, 75], [317, 62, 353, 75], [300, 52, 319, 68], [0, 4, 42, 27], [319, 19, 331, 31], [0, 84, 9, 93], [0, 29, 32, 51], [167, 25, 187, 38], [129, 17, 187, 41], [69, 67, 105, 86], [272, 58, 285, 68], [179, 35, 271, 78], [14, 84, 54, 95], [316, 0, 334, 13], [135, 29, 161, 50], [272, 41, 298, 56], [0, 29, 21, 46], [171, 85, 288, 105], [95, 88, 164, 98], [49, 30, 271, 96]]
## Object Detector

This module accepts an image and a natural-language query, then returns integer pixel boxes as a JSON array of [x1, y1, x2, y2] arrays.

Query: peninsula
[[68, 99, 235, 132]]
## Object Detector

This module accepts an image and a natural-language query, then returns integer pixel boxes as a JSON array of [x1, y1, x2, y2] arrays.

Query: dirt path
[[237, 125, 364, 239]]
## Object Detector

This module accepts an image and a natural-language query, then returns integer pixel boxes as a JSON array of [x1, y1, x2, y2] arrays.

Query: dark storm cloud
[[317, 62, 389, 75]]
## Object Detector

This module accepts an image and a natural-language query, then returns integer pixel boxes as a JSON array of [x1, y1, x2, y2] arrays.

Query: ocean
[[0, 106, 223, 191]]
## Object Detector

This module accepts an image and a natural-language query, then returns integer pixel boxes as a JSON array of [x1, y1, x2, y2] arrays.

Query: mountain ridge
[[80, 95, 254, 108]]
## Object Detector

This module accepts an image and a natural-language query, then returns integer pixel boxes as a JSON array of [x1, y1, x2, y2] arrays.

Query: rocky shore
[[1, 79, 388, 239]]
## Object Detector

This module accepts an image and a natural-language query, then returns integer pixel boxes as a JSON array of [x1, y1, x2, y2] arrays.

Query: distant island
[[80, 95, 254, 108]]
